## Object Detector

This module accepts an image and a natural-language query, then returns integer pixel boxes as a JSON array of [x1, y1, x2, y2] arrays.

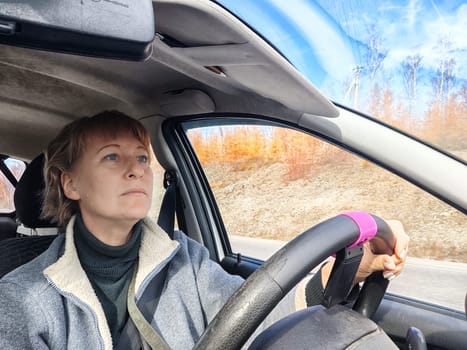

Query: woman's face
[[61, 132, 153, 228]]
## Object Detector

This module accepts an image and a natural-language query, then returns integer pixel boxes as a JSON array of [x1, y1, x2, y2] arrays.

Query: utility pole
[[344, 66, 363, 109]]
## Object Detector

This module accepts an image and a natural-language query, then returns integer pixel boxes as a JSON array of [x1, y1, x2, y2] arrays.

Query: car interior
[[0, 154, 57, 278], [0, 0, 466, 349]]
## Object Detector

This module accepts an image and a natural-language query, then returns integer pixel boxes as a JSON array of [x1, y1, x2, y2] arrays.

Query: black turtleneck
[[74, 214, 142, 347]]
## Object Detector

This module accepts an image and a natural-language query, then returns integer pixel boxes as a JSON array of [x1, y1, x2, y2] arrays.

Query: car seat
[[0, 216, 17, 241], [0, 154, 57, 278]]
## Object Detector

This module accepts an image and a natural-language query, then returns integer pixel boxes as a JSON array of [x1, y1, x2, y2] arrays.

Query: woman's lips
[[122, 188, 147, 196]]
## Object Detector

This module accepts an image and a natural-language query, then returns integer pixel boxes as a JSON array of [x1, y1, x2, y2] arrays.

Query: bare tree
[[365, 26, 387, 82], [432, 37, 456, 104], [402, 53, 422, 102]]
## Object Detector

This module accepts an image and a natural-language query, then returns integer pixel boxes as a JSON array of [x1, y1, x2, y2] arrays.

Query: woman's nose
[[126, 159, 145, 178]]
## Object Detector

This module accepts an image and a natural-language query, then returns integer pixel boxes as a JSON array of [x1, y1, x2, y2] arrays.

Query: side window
[[185, 122, 466, 311], [0, 158, 26, 213]]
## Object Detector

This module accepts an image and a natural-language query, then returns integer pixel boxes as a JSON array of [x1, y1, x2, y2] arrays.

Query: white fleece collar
[[136, 217, 180, 294], [43, 215, 179, 350]]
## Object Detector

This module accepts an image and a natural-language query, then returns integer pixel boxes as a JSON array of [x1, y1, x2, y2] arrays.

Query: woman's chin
[[121, 209, 150, 222]]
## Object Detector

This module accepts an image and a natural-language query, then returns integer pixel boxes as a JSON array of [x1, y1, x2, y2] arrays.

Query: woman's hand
[[321, 219, 410, 286], [354, 220, 409, 283]]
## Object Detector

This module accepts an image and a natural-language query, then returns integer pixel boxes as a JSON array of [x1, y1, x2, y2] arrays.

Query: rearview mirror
[[0, 0, 155, 60]]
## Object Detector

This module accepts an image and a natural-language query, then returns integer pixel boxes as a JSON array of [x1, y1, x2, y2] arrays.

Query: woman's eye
[[104, 153, 118, 161], [137, 155, 149, 163]]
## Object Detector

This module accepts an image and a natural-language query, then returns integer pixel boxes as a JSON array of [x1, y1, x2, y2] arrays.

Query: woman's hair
[[42, 110, 151, 226]]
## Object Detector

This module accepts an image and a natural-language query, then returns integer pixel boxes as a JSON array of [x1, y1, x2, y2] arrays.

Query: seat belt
[[116, 171, 180, 350], [116, 263, 170, 350], [127, 262, 171, 350], [157, 171, 178, 239]]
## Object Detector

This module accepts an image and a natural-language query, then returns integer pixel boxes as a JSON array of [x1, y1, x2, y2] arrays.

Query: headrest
[[13, 153, 53, 228]]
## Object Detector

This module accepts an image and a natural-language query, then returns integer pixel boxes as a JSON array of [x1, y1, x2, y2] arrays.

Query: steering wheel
[[193, 212, 398, 350]]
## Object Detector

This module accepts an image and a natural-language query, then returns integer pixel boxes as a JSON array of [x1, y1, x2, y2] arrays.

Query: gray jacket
[[0, 216, 307, 349]]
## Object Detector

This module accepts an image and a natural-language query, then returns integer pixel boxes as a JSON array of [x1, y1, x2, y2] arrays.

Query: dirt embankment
[[206, 160, 466, 263]]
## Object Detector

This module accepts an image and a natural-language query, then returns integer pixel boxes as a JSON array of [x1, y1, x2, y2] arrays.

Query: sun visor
[[154, 0, 339, 117], [0, 0, 155, 60]]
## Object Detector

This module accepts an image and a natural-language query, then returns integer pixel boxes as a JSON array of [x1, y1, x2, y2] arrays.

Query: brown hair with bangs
[[42, 110, 151, 226]]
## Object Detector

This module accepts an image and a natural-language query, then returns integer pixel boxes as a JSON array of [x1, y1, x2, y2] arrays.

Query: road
[[230, 235, 467, 312]]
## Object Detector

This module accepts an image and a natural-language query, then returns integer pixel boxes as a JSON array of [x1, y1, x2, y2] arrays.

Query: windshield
[[217, 0, 466, 161]]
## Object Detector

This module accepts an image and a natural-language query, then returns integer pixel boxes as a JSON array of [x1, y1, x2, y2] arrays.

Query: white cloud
[[381, 3, 466, 79], [405, 0, 422, 29], [270, 0, 357, 80]]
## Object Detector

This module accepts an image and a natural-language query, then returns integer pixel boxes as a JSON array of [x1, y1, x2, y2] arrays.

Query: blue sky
[[217, 0, 466, 109]]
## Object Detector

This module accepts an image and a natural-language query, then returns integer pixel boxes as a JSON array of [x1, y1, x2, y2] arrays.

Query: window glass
[[218, 1, 466, 161], [185, 122, 466, 311], [0, 158, 26, 213]]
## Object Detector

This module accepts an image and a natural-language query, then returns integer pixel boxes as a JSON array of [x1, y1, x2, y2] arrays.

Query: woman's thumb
[[372, 254, 395, 272]]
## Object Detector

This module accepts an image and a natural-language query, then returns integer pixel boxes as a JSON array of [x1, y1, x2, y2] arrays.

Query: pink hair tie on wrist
[[340, 211, 378, 248]]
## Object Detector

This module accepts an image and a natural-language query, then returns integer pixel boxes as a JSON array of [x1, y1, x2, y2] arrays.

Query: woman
[[0, 111, 408, 349]]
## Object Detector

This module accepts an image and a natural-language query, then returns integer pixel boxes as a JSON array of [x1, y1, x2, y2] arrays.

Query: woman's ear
[[61, 171, 80, 200]]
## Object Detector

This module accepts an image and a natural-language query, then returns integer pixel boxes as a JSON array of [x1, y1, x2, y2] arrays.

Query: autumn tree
[[422, 37, 464, 149], [424, 82, 466, 149]]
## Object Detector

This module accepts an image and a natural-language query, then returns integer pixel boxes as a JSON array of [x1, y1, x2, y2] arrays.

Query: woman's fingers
[[386, 219, 410, 261], [357, 219, 410, 283]]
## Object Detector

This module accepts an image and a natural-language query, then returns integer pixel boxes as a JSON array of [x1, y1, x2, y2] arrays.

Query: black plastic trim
[[374, 295, 467, 350], [161, 118, 224, 261], [0, 16, 153, 61]]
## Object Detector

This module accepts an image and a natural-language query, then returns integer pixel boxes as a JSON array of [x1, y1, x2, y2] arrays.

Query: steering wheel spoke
[[323, 246, 363, 308]]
